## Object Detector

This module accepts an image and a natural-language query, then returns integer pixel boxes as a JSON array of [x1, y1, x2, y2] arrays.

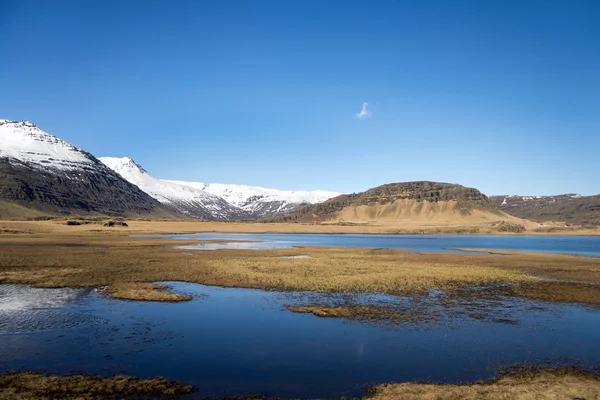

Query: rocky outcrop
[[269, 181, 500, 223]]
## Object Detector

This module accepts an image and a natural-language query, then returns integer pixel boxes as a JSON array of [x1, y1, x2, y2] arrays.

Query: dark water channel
[[1, 283, 599, 398]]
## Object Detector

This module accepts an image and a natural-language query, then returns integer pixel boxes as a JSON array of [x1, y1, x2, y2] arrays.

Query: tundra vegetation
[[0, 367, 598, 400], [0, 220, 598, 305], [0, 372, 195, 400], [1, 220, 599, 399]]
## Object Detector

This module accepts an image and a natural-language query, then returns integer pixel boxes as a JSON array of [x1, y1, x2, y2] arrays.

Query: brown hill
[[268, 181, 524, 228]]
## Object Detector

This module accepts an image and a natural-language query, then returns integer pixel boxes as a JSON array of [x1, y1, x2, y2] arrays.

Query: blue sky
[[1, 0, 598, 195]]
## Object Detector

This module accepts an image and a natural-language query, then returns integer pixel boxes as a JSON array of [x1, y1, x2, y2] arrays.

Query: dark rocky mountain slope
[[0, 120, 175, 218], [490, 194, 600, 226]]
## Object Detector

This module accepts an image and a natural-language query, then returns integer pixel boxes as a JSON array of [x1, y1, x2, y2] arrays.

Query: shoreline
[[1, 366, 598, 400], [0, 224, 598, 305]]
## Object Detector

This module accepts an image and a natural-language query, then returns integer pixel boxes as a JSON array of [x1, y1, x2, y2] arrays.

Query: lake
[[1, 282, 599, 399], [153, 232, 600, 257]]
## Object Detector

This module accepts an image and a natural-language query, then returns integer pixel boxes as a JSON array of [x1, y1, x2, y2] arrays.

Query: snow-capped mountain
[[0, 120, 168, 217], [100, 156, 340, 219], [166, 181, 341, 218], [0, 120, 96, 171], [0, 119, 340, 220], [99, 157, 249, 220]]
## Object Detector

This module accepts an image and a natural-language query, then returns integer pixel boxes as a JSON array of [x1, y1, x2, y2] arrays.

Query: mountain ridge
[[0, 120, 173, 218], [99, 157, 250, 220], [491, 194, 600, 226], [165, 179, 340, 218]]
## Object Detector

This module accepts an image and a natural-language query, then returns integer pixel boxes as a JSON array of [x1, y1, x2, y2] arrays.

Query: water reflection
[[1, 282, 599, 399], [155, 233, 600, 256]]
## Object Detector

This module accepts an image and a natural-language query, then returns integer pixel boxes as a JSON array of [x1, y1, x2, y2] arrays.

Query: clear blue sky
[[1, 0, 599, 195]]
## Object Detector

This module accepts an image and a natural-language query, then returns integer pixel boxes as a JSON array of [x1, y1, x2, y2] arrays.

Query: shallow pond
[[155, 232, 600, 257], [1, 283, 600, 398]]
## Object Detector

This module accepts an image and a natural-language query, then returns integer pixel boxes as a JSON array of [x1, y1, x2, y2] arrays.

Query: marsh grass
[[287, 304, 442, 327], [102, 283, 192, 302], [0, 371, 195, 400], [0, 227, 598, 304], [366, 366, 600, 400]]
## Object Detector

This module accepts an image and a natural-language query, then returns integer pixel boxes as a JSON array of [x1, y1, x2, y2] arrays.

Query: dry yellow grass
[[1, 368, 597, 400], [287, 304, 441, 326], [0, 218, 597, 235], [0, 371, 194, 400], [102, 283, 192, 302], [368, 368, 600, 400], [0, 221, 598, 303]]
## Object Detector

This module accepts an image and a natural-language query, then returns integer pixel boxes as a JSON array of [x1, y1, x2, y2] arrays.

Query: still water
[[1, 283, 599, 398], [158, 232, 600, 257]]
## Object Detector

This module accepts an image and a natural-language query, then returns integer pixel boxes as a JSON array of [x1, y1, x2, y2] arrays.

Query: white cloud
[[356, 102, 372, 120]]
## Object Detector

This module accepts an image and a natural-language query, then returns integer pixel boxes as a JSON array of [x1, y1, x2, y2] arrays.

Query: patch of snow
[[0, 120, 94, 171]]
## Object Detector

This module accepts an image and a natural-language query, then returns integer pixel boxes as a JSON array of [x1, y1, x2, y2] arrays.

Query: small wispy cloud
[[356, 102, 372, 120]]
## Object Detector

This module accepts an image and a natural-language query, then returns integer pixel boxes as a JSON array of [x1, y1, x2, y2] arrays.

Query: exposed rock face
[[269, 181, 501, 223], [491, 194, 600, 226], [0, 120, 173, 217]]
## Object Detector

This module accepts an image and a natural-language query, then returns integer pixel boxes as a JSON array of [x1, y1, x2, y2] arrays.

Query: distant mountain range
[[0, 120, 171, 218], [0, 120, 338, 219], [100, 156, 338, 219], [0, 119, 598, 226], [490, 194, 600, 226]]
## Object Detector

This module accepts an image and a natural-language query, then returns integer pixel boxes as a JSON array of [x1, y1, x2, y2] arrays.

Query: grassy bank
[[0, 221, 598, 304], [0, 372, 194, 400], [367, 367, 600, 400], [1, 367, 598, 399]]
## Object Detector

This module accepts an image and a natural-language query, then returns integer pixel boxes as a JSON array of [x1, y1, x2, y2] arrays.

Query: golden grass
[[1, 367, 597, 400], [0, 371, 195, 400], [102, 283, 192, 302], [0, 221, 598, 303], [287, 305, 441, 326], [0, 218, 598, 235], [367, 367, 600, 400]]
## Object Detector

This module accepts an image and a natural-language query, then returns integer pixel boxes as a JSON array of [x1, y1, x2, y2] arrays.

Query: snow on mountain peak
[[99, 156, 245, 219], [100, 156, 147, 174], [0, 119, 94, 170], [166, 180, 341, 215], [101, 156, 340, 218]]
